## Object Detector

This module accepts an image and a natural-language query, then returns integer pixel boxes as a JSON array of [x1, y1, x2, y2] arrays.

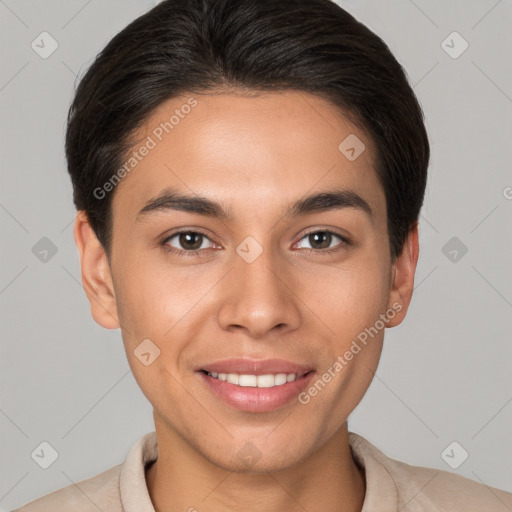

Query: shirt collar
[[349, 432, 398, 511], [120, 431, 159, 512]]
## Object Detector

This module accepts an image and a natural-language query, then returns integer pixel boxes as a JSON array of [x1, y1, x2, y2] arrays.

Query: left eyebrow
[[284, 188, 373, 219], [136, 186, 373, 221]]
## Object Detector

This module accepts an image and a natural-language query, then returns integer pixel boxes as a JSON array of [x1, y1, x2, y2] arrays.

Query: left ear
[[386, 222, 420, 327]]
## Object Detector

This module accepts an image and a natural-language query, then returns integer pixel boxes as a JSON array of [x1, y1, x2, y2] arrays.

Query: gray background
[[1, 0, 511, 509]]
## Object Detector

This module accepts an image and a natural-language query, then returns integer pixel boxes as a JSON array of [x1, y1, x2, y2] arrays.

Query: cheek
[[295, 257, 389, 437], [113, 254, 195, 334], [112, 257, 225, 370], [306, 253, 391, 342]]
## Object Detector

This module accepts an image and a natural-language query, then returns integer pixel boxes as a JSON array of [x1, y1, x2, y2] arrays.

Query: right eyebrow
[[136, 187, 234, 221]]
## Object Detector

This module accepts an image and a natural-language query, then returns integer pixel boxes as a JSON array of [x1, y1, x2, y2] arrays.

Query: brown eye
[[164, 231, 213, 252], [179, 232, 203, 250], [295, 230, 348, 253], [307, 231, 333, 249]]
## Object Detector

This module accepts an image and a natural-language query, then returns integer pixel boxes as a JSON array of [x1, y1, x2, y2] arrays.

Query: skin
[[74, 90, 419, 512]]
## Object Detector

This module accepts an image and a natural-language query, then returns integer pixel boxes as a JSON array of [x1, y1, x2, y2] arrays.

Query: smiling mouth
[[199, 369, 313, 388]]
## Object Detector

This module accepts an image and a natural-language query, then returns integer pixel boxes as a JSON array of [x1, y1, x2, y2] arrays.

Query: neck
[[146, 419, 365, 512]]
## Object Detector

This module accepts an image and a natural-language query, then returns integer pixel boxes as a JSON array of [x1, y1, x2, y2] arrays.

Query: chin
[[198, 435, 314, 474]]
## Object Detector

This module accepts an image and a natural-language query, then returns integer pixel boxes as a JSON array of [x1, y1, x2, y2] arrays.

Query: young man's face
[[75, 90, 417, 472]]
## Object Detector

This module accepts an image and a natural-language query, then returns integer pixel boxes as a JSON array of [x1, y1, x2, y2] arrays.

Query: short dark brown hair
[[65, 0, 429, 261]]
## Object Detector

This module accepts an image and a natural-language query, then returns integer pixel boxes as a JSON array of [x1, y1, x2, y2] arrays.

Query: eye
[[294, 230, 349, 254], [160, 228, 349, 258], [161, 230, 215, 255]]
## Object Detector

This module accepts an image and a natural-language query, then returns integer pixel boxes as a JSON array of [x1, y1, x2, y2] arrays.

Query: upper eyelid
[[300, 228, 345, 239], [163, 229, 214, 244]]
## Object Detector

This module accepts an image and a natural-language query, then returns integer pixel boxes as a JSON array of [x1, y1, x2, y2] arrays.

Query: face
[[75, 90, 418, 472]]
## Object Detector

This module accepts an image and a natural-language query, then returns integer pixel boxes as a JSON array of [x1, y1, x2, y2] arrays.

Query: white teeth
[[257, 374, 275, 388], [226, 373, 239, 385], [206, 372, 298, 387], [274, 373, 287, 385], [238, 374, 257, 387]]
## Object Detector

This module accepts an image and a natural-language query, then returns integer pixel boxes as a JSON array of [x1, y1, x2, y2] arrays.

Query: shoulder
[[349, 432, 512, 512], [384, 453, 512, 511], [13, 463, 123, 512]]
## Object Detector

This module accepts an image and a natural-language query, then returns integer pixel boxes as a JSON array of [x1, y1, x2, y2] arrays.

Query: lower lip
[[197, 371, 316, 412]]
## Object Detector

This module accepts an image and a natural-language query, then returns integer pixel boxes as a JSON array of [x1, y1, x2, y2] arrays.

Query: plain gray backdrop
[[1, 0, 511, 510]]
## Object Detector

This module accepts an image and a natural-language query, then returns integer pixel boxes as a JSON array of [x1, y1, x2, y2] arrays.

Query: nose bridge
[[216, 237, 302, 336], [236, 239, 280, 293]]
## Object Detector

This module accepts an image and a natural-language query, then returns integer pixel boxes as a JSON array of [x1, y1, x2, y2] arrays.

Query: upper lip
[[197, 358, 314, 376]]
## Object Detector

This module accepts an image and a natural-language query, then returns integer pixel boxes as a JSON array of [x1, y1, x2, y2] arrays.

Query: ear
[[386, 222, 420, 328], [73, 211, 120, 329]]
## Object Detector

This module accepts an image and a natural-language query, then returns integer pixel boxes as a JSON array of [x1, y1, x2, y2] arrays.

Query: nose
[[216, 244, 303, 339]]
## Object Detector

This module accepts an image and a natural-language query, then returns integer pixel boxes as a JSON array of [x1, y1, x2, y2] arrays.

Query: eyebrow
[[136, 186, 373, 221]]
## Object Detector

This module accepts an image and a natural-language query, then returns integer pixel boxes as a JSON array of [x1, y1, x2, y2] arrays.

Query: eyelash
[[160, 229, 350, 257]]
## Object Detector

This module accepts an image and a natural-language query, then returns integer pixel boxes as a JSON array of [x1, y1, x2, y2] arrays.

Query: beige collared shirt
[[14, 431, 512, 511]]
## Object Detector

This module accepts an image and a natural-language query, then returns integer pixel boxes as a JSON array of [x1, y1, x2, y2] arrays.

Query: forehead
[[111, 90, 384, 222]]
